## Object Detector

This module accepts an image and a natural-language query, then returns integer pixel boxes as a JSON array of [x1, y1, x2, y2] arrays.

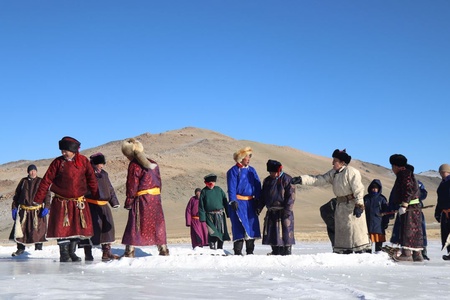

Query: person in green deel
[[198, 173, 231, 250]]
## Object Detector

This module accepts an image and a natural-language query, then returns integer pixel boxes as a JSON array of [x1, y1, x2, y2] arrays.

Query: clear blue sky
[[1, 1, 449, 173]]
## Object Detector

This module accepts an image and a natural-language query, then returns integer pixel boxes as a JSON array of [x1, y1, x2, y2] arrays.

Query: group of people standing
[[185, 147, 296, 255], [10, 136, 169, 262], [10, 137, 450, 262]]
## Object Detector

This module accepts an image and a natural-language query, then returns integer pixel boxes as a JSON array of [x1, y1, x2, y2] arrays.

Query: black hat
[[90, 153, 106, 165], [389, 154, 407, 167], [332, 149, 351, 164], [405, 164, 414, 172], [204, 173, 217, 182], [59, 136, 81, 153], [267, 159, 282, 172], [27, 164, 37, 173]]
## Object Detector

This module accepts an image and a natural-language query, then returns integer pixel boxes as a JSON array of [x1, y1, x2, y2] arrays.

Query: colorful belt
[[236, 195, 254, 200], [135, 187, 161, 196]]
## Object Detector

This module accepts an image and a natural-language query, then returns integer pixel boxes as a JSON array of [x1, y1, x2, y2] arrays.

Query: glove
[[435, 215, 441, 223], [383, 222, 389, 230], [255, 208, 261, 216], [291, 176, 302, 185], [113, 205, 120, 209], [231, 201, 238, 211], [40, 208, 49, 218], [12, 208, 17, 221], [398, 206, 407, 215], [353, 206, 363, 218]]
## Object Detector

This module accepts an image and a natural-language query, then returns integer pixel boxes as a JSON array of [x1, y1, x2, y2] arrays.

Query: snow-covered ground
[[1, 240, 449, 300]]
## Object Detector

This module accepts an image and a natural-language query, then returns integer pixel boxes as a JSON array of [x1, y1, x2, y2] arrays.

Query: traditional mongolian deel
[[33, 154, 99, 239], [185, 191, 209, 249], [10, 174, 51, 245]]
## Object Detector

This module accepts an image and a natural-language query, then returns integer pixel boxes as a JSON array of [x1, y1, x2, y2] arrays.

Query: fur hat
[[121, 138, 154, 169], [389, 154, 407, 167], [59, 136, 81, 153], [90, 153, 106, 165], [332, 149, 351, 164], [439, 164, 450, 173], [27, 164, 37, 173], [204, 173, 217, 182], [267, 159, 282, 172], [233, 147, 253, 163]]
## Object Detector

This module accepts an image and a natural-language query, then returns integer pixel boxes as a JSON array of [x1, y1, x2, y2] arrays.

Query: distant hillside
[[0, 127, 442, 242]]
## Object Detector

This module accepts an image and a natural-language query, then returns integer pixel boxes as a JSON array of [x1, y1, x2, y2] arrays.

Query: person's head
[[194, 188, 201, 198], [439, 164, 450, 180], [90, 153, 106, 171], [266, 159, 282, 178], [389, 154, 407, 175], [59, 136, 81, 160], [233, 147, 253, 167], [368, 180, 381, 194], [121, 138, 151, 169], [204, 174, 217, 189], [27, 164, 37, 178], [332, 149, 351, 170]]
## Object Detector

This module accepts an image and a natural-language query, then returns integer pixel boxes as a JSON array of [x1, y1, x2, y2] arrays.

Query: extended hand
[[353, 205, 364, 218], [231, 201, 238, 211], [291, 177, 302, 185], [398, 206, 407, 215]]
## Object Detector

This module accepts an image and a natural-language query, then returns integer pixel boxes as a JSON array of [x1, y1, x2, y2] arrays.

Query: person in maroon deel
[[33, 136, 99, 262], [185, 188, 209, 249]]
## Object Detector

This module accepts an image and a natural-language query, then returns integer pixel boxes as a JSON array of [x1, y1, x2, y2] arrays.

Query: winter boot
[[268, 246, 281, 256], [216, 240, 224, 250], [158, 244, 170, 256], [283, 246, 292, 256], [246, 239, 255, 255], [59, 243, 71, 262], [12, 243, 26, 257], [412, 250, 424, 262], [422, 247, 430, 261], [122, 245, 135, 258], [68, 240, 82, 262], [375, 242, 383, 253], [209, 242, 217, 250], [35, 243, 43, 251], [443, 253, 450, 261], [233, 240, 244, 255], [101, 244, 120, 261], [394, 249, 413, 262], [84, 246, 94, 261]]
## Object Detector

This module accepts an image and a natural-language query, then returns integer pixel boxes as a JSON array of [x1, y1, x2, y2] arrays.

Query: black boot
[[209, 242, 216, 250], [422, 247, 430, 261], [217, 240, 224, 250], [233, 240, 244, 255], [283, 246, 292, 256], [59, 243, 71, 262], [35, 243, 43, 251], [268, 246, 280, 256], [246, 239, 255, 255], [68, 240, 82, 262], [12, 243, 26, 257], [84, 246, 94, 261]]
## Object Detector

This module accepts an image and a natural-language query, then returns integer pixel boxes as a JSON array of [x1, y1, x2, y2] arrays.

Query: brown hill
[[0, 127, 442, 243]]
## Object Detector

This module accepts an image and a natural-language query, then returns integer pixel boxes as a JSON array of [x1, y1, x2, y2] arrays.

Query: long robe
[[258, 172, 295, 246], [34, 154, 99, 239], [226, 164, 261, 241], [9, 176, 51, 245], [389, 168, 423, 250], [84, 169, 119, 245], [301, 166, 371, 253], [185, 196, 209, 248], [198, 186, 231, 242], [121, 158, 167, 246]]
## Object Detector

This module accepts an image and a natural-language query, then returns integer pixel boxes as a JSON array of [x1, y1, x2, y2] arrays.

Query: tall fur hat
[[59, 136, 81, 153], [332, 149, 351, 164], [121, 138, 154, 169], [389, 154, 407, 167], [233, 147, 253, 163], [90, 153, 106, 165]]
